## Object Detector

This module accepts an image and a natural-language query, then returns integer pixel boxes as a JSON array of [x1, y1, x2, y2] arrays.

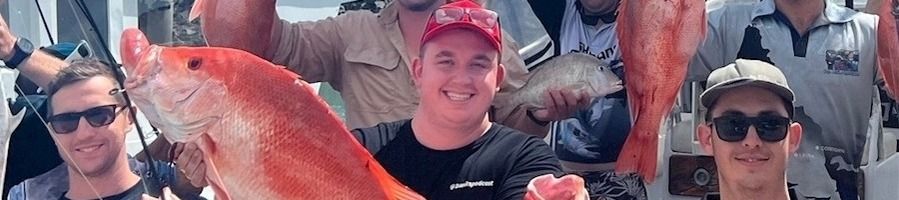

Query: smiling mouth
[[735, 157, 770, 164], [76, 144, 104, 153], [444, 91, 474, 102]]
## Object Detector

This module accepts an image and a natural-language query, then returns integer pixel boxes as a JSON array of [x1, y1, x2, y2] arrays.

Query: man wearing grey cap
[[696, 59, 802, 200]]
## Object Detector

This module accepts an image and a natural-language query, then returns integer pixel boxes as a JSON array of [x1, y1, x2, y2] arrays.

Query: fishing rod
[[34, 0, 55, 44], [70, 0, 162, 185], [54, 0, 167, 196]]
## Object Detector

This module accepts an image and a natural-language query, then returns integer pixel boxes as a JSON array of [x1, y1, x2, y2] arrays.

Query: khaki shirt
[[266, 3, 546, 135]]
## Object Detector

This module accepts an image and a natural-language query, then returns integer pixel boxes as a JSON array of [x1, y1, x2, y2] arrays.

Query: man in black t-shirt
[[350, 1, 586, 199]]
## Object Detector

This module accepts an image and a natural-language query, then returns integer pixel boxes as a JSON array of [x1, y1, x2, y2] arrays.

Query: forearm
[[498, 105, 550, 138], [16, 50, 64, 89], [264, 11, 283, 61]]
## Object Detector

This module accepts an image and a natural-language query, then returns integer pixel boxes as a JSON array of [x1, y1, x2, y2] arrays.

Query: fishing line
[[34, 0, 55, 45], [13, 84, 104, 200], [58, 0, 163, 196]]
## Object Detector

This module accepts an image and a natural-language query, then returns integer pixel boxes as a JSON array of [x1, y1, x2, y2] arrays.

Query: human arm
[[264, 12, 355, 84], [0, 15, 64, 88], [495, 136, 565, 199]]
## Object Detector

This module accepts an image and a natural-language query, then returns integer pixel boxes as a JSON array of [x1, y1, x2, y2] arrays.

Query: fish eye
[[188, 58, 202, 70], [596, 65, 605, 71]]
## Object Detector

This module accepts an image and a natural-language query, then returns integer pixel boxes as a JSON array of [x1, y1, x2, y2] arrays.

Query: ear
[[697, 123, 715, 155], [412, 57, 424, 87], [123, 106, 135, 133], [495, 63, 505, 90], [787, 122, 802, 153]]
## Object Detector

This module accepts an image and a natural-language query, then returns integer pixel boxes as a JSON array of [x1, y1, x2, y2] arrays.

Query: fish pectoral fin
[[205, 157, 232, 200], [189, 0, 206, 21], [366, 158, 425, 200], [196, 134, 232, 200]]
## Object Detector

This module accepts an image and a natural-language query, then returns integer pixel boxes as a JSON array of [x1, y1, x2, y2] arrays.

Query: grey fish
[[498, 53, 623, 118], [0, 99, 26, 196]]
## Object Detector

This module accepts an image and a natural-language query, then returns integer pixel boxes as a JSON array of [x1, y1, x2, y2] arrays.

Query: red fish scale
[[158, 47, 394, 199]]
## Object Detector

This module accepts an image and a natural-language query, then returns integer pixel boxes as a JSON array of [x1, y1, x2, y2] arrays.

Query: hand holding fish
[[523, 174, 588, 200], [495, 53, 622, 128], [532, 88, 592, 122], [174, 142, 208, 187]]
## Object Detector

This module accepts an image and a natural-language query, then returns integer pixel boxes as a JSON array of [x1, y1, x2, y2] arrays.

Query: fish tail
[[189, 0, 206, 21], [615, 130, 660, 183], [366, 157, 425, 200], [615, 131, 642, 174], [615, 108, 661, 183]]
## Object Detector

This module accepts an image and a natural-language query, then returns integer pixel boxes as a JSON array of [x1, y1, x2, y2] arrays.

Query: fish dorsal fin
[[366, 157, 425, 200], [189, 0, 206, 21]]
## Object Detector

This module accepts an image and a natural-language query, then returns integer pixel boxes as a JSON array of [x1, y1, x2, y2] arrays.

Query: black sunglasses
[[711, 115, 791, 142], [48, 104, 125, 134]]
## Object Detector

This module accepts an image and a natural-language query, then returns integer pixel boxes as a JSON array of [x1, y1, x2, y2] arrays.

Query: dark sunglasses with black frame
[[710, 115, 792, 142], [48, 104, 126, 134]]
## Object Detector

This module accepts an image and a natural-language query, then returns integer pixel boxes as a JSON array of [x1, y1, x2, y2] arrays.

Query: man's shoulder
[[846, 10, 878, 30], [353, 119, 409, 136], [705, 0, 758, 27], [336, 10, 381, 22], [483, 123, 552, 153], [351, 119, 411, 154], [8, 164, 68, 200]]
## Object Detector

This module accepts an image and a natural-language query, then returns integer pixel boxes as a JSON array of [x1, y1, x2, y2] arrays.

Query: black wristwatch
[[5, 38, 34, 69]]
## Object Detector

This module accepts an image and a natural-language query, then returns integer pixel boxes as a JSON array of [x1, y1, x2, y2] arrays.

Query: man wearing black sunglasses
[[696, 59, 802, 200], [8, 59, 148, 200]]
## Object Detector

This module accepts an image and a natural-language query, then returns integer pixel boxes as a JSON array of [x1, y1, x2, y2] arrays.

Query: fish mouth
[[123, 47, 162, 92], [173, 78, 209, 106]]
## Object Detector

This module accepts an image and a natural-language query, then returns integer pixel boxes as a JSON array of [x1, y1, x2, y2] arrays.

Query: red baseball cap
[[421, 0, 502, 54]]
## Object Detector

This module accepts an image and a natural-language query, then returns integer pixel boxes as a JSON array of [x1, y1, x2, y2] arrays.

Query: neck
[[719, 178, 790, 200], [410, 112, 492, 150], [398, 1, 445, 59], [66, 157, 140, 199], [774, 0, 825, 36]]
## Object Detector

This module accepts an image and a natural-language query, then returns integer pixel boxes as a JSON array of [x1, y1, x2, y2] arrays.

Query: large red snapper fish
[[189, 0, 275, 58], [869, 0, 899, 96], [119, 28, 422, 200], [615, 0, 706, 183]]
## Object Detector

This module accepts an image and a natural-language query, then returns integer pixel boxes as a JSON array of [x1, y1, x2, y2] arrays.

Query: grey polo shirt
[[689, 0, 879, 199]]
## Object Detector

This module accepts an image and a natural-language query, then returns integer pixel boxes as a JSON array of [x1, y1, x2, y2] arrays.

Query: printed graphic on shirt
[[449, 180, 495, 191], [825, 49, 860, 76], [569, 43, 624, 70]]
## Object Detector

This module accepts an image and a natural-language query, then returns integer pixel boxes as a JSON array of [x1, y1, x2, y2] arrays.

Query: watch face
[[17, 38, 34, 54]]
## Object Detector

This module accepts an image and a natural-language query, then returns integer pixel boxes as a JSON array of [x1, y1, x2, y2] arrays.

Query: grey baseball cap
[[700, 59, 794, 108]]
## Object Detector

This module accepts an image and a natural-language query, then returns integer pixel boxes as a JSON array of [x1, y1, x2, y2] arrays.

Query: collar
[[575, 1, 617, 26], [378, 1, 400, 26], [751, 0, 857, 26]]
